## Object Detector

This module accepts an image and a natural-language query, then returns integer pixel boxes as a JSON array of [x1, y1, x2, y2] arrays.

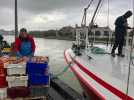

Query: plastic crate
[[2, 48, 11, 53], [6, 63, 26, 75], [28, 75, 49, 86], [0, 63, 4, 68], [29, 85, 49, 97], [0, 75, 7, 88], [26, 62, 48, 75], [0, 88, 7, 99], [7, 86, 30, 98], [0, 68, 6, 75], [0, 56, 9, 63], [6, 76, 28, 88]]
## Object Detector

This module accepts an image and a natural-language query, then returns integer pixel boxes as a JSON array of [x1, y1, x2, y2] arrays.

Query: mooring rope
[[50, 55, 76, 79]]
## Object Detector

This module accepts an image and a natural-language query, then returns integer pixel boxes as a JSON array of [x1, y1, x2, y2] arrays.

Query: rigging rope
[[81, 0, 94, 25], [90, 0, 105, 46], [126, 30, 134, 100], [126, 0, 134, 99], [107, 0, 109, 27], [89, 0, 103, 46], [86, 0, 94, 9], [106, 0, 111, 46], [94, 0, 104, 23]]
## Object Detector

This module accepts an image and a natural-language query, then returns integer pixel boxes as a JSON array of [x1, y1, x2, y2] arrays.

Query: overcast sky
[[0, 0, 133, 31]]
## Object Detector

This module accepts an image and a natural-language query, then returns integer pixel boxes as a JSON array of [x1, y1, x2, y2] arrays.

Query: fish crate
[[0, 62, 4, 68], [0, 88, 7, 99], [0, 75, 7, 88], [26, 62, 48, 75], [0, 68, 6, 75], [6, 63, 26, 75], [24, 96, 47, 100], [6, 76, 28, 88], [5, 96, 47, 100], [28, 75, 49, 86], [0, 56, 9, 63], [2, 48, 11, 53], [7, 86, 30, 99], [29, 85, 49, 97]]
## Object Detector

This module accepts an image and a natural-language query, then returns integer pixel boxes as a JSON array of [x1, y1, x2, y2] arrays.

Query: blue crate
[[28, 75, 49, 86], [26, 62, 48, 75]]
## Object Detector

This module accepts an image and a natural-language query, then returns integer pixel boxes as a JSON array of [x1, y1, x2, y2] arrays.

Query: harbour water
[[4, 35, 83, 94]]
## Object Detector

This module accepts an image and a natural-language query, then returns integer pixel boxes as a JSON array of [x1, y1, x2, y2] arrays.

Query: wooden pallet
[[4, 96, 47, 100], [24, 96, 46, 100]]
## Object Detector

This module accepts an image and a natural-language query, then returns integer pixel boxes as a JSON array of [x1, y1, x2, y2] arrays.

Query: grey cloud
[[0, 0, 133, 30], [0, 0, 14, 8], [18, 0, 89, 14]]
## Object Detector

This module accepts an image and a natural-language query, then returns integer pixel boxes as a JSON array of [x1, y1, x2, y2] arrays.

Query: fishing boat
[[64, 0, 134, 99]]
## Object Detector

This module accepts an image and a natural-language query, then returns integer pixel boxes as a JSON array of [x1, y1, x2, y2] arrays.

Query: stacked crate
[[6, 58, 29, 98], [0, 57, 9, 99], [0, 62, 7, 88], [26, 56, 49, 97]]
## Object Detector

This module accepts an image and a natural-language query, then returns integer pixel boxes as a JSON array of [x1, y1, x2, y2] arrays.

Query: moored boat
[[64, 45, 134, 100], [64, 0, 134, 99]]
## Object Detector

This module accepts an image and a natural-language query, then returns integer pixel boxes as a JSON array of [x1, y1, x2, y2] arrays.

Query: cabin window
[[95, 31, 101, 36], [104, 31, 109, 36]]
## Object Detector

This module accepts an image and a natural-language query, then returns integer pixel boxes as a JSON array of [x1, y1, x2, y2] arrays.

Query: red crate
[[0, 57, 9, 63], [0, 63, 4, 68], [0, 68, 6, 75], [0, 75, 7, 88], [7, 86, 30, 98]]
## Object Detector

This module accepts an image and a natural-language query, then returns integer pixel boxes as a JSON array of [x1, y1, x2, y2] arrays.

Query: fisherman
[[2, 41, 10, 48], [111, 10, 133, 57], [0, 34, 3, 56], [14, 28, 36, 57]]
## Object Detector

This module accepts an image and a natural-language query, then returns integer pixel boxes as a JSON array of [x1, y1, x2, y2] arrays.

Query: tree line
[[29, 26, 75, 41]]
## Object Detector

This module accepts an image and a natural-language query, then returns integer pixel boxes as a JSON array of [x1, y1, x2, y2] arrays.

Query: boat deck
[[66, 45, 134, 99]]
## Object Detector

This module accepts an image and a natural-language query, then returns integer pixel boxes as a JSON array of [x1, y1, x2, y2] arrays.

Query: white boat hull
[[64, 47, 134, 100]]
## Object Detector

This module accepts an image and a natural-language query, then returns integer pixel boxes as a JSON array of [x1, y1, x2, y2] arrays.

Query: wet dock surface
[[49, 78, 85, 100]]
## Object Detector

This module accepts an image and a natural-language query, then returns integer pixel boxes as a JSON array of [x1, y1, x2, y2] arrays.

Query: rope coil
[[91, 46, 107, 54]]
